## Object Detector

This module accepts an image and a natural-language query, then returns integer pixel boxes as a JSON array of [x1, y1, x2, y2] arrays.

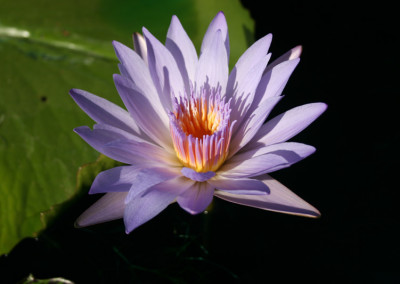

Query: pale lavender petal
[[255, 58, 300, 104], [125, 167, 182, 204], [264, 45, 302, 74], [226, 33, 272, 99], [229, 142, 315, 163], [219, 142, 315, 178], [113, 41, 157, 102], [214, 174, 320, 218], [166, 15, 198, 92], [201, 11, 229, 62], [70, 88, 140, 135], [143, 27, 185, 107], [209, 177, 269, 195], [114, 75, 172, 150], [75, 192, 128, 227], [124, 177, 194, 233], [104, 140, 180, 167], [133, 32, 148, 65], [195, 29, 228, 93], [89, 165, 142, 194], [177, 182, 215, 215], [247, 103, 328, 149], [181, 167, 216, 182], [74, 125, 149, 164], [228, 96, 282, 158], [228, 54, 271, 127]]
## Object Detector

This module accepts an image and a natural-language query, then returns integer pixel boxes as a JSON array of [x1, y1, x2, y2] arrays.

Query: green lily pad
[[0, 0, 253, 255]]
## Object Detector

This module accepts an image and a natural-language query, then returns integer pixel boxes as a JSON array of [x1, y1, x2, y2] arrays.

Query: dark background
[[1, 1, 398, 283]]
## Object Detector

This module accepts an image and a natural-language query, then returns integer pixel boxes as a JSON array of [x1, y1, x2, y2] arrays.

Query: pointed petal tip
[[290, 45, 303, 59]]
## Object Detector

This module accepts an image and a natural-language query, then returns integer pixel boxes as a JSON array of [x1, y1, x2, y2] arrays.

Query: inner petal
[[169, 86, 234, 173]]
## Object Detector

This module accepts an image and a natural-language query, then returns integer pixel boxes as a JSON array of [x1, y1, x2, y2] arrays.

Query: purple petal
[[181, 167, 216, 182], [228, 54, 271, 128], [89, 165, 142, 194], [219, 142, 316, 178], [177, 182, 215, 215], [208, 177, 269, 195], [255, 58, 300, 104], [114, 75, 172, 150], [113, 41, 159, 103], [201, 11, 229, 63], [104, 140, 179, 167], [75, 192, 128, 227], [124, 177, 194, 233], [166, 15, 198, 92], [195, 29, 228, 93], [74, 125, 149, 164], [264, 45, 302, 74], [70, 88, 140, 135], [248, 103, 328, 149], [214, 174, 320, 218], [132, 32, 148, 64], [228, 96, 282, 158], [143, 27, 185, 107], [125, 167, 181, 204], [226, 33, 272, 100]]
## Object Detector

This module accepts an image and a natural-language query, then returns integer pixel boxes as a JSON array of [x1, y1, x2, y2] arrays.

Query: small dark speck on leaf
[[40, 96, 47, 102]]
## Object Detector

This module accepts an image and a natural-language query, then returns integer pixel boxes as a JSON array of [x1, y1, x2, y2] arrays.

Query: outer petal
[[133, 32, 148, 65], [226, 33, 272, 99], [254, 58, 300, 105], [104, 140, 180, 167], [113, 40, 156, 102], [177, 182, 215, 214], [264, 45, 302, 74], [228, 54, 271, 128], [228, 96, 282, 158], [143, 27, 185, 107], [214, 174, 320, 218], [219, 143, 316, 178], [247, 103, 328, 149], [114, 75, 172, 150], [70, 89, 140, 135], [89, 165, 142, 194], [201, 11, 229, 62], [125, 167, 182, 204], [74, 125, 151, 165], [209, 177, 270, 195], [75, 192, 128, 227], [124, 177, 195, 233], [195, 29, 228, 93], [166, 15, 198, 92]]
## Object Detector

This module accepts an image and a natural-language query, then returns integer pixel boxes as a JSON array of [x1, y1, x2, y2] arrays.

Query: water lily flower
[[71, 12, 327, 233]]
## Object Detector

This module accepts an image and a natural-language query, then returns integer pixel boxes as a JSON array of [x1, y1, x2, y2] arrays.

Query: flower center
[[169, 86, 234, 173]]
